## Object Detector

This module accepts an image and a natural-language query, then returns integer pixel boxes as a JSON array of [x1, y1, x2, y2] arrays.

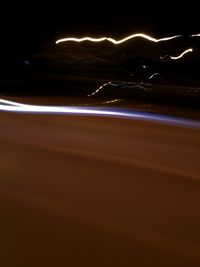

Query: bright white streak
[[106, 34, 180, 44], [0, 98, 122, 116], [56, 37, 107, 44], [0, 98, 199, 128], [102, 99, 121, 104], [148, 73, 159, 80], [0, 98, 29, 107], [170, 48, 193, 60], [56, 33, 181, 45], [190, 33, 200, 37]]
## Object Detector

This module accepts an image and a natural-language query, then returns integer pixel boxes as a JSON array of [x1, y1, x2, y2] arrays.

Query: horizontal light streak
[[0, 98, 199, 128], [190, 33, 200, 37], [56, 33, 181, 45]]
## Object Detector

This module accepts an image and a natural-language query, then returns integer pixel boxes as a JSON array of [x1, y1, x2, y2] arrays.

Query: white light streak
[[170, 48, 193, 60], [56, 33, 181, 45], [0, 98, 199, 128], [0, 98, 29, 107], [56, 37, 107, 44], [148, 73, 159, 80], [190, 33, 200, 37]]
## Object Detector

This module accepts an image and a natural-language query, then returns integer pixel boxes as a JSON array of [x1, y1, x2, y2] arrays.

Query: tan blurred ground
[[0, 107, 200, 266]]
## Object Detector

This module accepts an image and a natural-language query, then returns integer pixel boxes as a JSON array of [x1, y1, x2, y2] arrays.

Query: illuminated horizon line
[[56, 33, 181, 45]]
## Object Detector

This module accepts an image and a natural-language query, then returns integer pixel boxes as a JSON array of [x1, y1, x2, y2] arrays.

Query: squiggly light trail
[[170, 48, 193, 60], [56, 33, 181, 45], [0, 98, 199, 128], [88, 82, 112, 97], [88, 81, 148, 97]]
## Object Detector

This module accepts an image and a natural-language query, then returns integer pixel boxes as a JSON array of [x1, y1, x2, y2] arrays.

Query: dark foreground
[[0, 106, 200, 266]]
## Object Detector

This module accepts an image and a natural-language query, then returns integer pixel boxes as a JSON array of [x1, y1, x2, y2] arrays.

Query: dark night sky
[[1, 3, 200, 44], [0, 1, 200, 68]]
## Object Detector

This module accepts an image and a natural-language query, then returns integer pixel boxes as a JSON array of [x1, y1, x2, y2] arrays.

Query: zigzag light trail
[[56, 33, 181, 45]]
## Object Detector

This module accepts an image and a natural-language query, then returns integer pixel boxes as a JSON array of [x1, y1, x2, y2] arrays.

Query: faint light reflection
[[102, 99, 121, 104]]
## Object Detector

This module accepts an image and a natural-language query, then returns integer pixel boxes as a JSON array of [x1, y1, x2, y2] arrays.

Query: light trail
[[102, 99, 121, 104], [148, 73, 159, 80], [88, 82, 112, 97], [190, 33, 200, 37], [88, 81, 148, 97], [170, 48, 193, 60], [56, 33, 181, 45], [56, 37, 107, 44], [0, 98, 29, 107], [0, 98, 199, 128]]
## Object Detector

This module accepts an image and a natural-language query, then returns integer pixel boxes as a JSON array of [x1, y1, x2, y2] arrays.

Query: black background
[[1, 2, 199, 59]]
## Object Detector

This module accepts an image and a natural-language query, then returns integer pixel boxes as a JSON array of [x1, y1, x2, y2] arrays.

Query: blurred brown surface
[[0, 110, 200, 266]]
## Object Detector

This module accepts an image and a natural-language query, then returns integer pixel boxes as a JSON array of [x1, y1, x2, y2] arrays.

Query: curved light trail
[[88, 82, 112, 97], [170, 48, 193, 60], [0, 98, 199, 128], [56, 33, 181, 45]]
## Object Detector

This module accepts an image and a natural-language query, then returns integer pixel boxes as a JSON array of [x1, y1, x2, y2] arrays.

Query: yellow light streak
[[56, 37, 107, 44], [170, 48, 193, 60], [102, 99, 121, 104], [56, 33, 181, 45], [88, 82, 112, 97]]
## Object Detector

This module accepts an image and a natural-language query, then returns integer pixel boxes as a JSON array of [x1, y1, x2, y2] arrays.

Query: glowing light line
[[88, 81, 148, 97], [102, 99, 121, 104], [0, 98, 29, 107], [56, 37, 107, 44], [0, 98, 199, 128], [148, 73, 159, 80], [56, 33, 181, 45], [106, 34, 180, 44], [190, 33, 200, 37], [170, 48, 193, 60], [88, 82, 112, 97]]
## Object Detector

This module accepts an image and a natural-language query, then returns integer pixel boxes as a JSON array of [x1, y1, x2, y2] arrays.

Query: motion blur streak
[[190, 33, 200, 37], [56, 33, 181, 44], [102, 99, 121, 104], [88, 82, 112, 96], [170, 48, 193, 60], [0, 98, 199, 128], [148, 73, 159, 80], [56, 37, 107, 44], [0, 98, 30, 107]]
